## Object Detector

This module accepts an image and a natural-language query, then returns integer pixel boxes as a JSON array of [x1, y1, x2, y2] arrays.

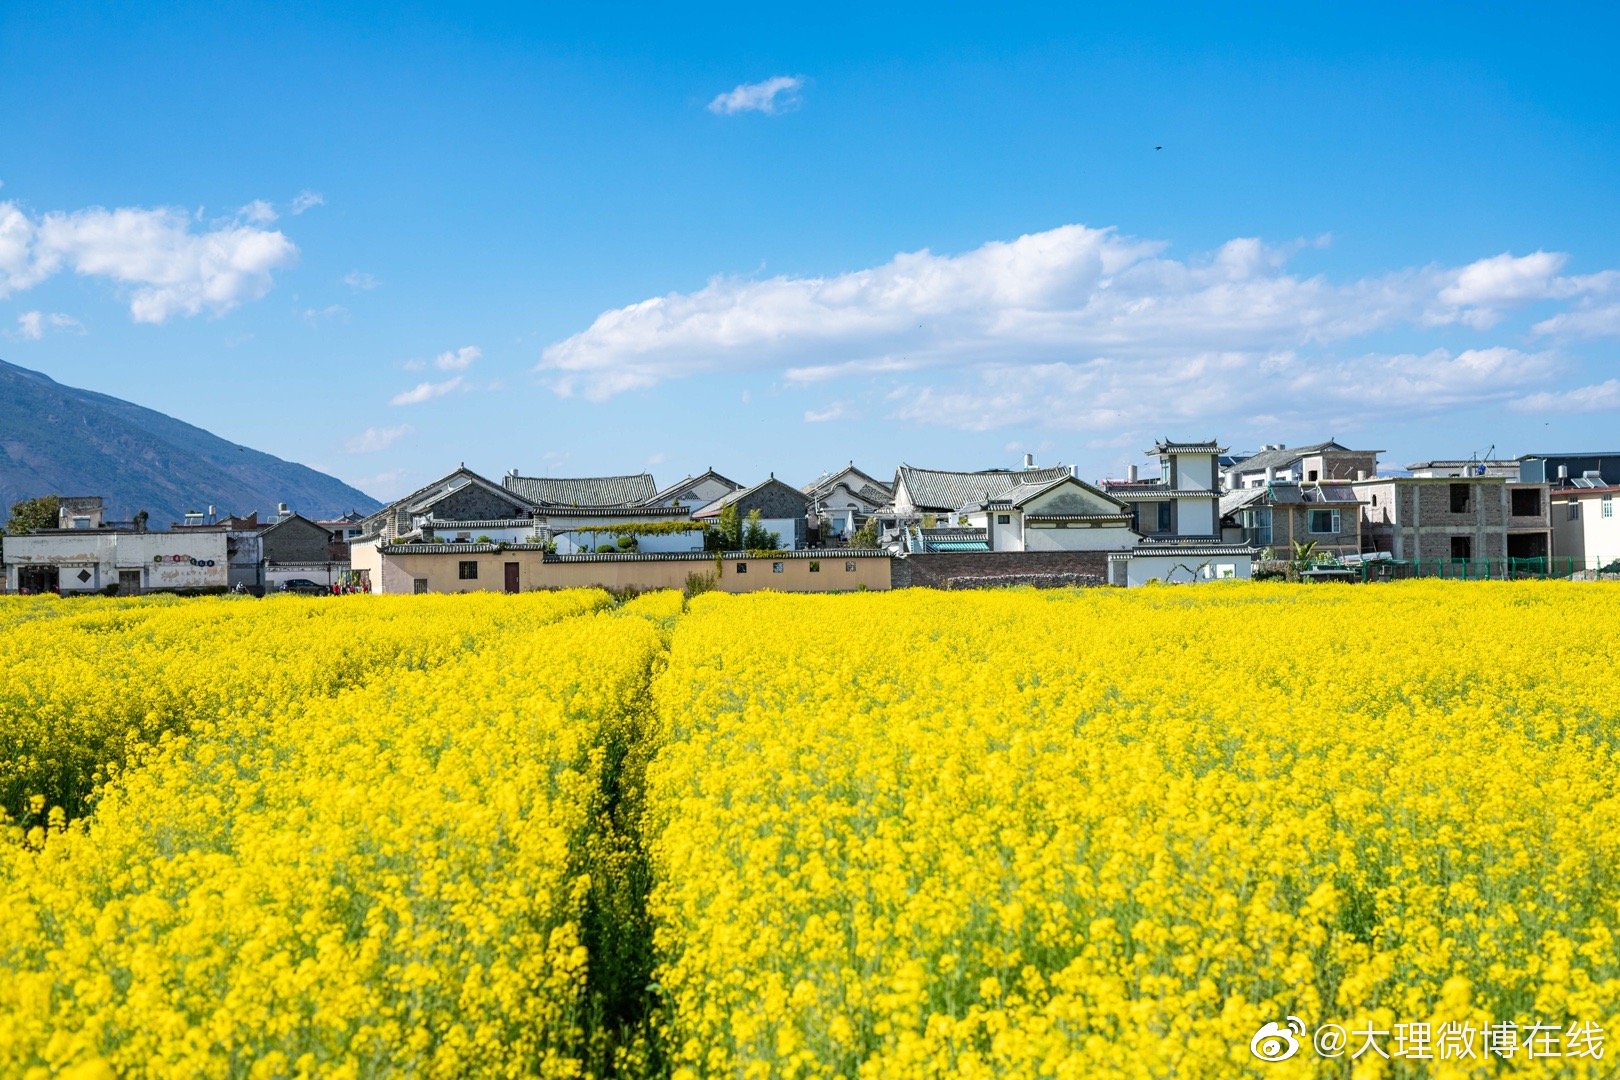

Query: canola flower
[[0, 590, 643, 1077], [0, 591, 611, 825], [645, 583, 1620, 1079], [5, 582, 1620, 1078]]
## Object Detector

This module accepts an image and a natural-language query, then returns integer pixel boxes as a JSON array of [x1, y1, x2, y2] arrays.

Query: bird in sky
[[1155, 145, 1163, 151]]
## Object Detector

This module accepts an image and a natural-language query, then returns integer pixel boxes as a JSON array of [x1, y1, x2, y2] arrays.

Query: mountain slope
[[0, 358, 380, 525]]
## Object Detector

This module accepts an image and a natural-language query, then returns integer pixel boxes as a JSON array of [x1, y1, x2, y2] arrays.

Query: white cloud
[[345, 424, 415, 453], [13, 310, 84, 340], [389, 377, 464, 406], [1513, 379, 1620, 414], [290, 190, 325, 215], [538, 224, 1618, 424], [804, 402, 848, 423], [890, 348, 1555, 434], [0, 199, 297, 322], [708, 75, 804, 115], [343, 270, 379, 290], [238, 199, 278, 225], [433, 344, 481, 371], [301, 304, 349, 324], [1532, 300, 1620, 338]]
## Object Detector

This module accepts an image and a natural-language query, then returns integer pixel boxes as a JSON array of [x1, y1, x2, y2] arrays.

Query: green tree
[[743, 509, 781, 551], [717, 504, 742, 551], [849, 517, 880, 549], [3, 495, 58, 535]]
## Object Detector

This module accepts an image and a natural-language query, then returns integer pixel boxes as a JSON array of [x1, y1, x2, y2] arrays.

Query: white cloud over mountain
[[0, 199, 297, 323]]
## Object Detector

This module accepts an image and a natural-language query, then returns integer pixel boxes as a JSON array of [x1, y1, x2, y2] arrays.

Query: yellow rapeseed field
[[646, 583, 1620, 1079], [4, 581, 1618, 1078]]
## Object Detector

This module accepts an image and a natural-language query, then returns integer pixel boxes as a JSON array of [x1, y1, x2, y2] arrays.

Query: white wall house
[[958, 475, 1138, 552], [645, 469, 744, 510], [1102, 439, 1256, 586], [1551, 486, 1620, 571], [3, 529, 229, 594]]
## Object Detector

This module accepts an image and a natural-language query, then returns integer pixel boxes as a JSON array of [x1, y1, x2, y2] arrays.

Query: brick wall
[[893, 550, 1111, 589]]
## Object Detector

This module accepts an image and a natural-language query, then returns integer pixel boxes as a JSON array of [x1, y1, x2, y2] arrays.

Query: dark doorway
[[17, 566, 58, 594], [504, 562, 520, 594], [118, 570, 142, 595], [1507, 533, 1548, 560]]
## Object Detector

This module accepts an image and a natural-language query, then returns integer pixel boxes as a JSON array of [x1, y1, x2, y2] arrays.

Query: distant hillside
[[0, 358, 380, 526]]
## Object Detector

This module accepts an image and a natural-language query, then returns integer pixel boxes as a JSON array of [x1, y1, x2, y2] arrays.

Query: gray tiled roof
[[1151, 439, 1225, 454], [1228, 441, 1347, 475], [648, 469, 743, 504], [504, 472, 658, 507], [692, 477, 810, 517], [896, 465, 1073, 511], [804, 464, 893, 500], [1220, 483, 1359, 519]]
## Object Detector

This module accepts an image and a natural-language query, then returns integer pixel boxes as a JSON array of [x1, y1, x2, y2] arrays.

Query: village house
[[1518, 451, 1620, 489], [2, 497, 228, 594], [172, 510, 269, 591], [503, 468, 701, 553], [1102, 440, 1255, 586], [260, 511, 349, 591], [692, 477, 811, 549], [1220, 482, 1365, 558], [1223, 441, 1381, 490], [1352, 473, 1552, 566], [1550, 484, 1620, 573], [802, 463, 893, 542], [643, 469, 744, 509], [960, 475, 1137, 551]]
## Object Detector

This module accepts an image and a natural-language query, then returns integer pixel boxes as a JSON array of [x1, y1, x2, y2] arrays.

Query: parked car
[[278, 578, 328, 595]]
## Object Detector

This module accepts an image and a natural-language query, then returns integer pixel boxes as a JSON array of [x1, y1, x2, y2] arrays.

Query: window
[[1308, 509, 1341, 534], [772, 562, 784, 573], [1371, 494, 1379, 507], [413, 578, 428, 595], [845, 561, 856, 572], [1451, 536, 1472, 561], [1156, 502, 1172, 532], [1307, 469, 1319, 482], [1511, 488, 1541, 517], [1604, 496, 1614, 519], [72, 516, 91, 529], [1450, 483, 1471, 513], [809, 560, 820, 572], [458, 561, 478, 579], [997, 514, 1011, 525], [736, 562, 747, 573], [1568, 502, 1581, 521]]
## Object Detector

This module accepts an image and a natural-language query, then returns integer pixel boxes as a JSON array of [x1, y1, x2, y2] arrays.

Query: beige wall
[[371, 549, 892, 594]]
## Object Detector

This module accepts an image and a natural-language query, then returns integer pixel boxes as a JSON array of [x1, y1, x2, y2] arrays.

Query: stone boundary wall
[[894, 550, 1112, 589]]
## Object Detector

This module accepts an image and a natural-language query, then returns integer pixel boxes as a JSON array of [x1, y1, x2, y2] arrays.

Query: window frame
[[1450, 483, 1472, 513], [458, 560, 479, 580], [1307, 509, 1341, 535]]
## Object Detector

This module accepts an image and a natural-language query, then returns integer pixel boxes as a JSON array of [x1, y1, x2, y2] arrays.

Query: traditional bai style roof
[[503, 472, 658, 508], [895, 464, 1074, 512]]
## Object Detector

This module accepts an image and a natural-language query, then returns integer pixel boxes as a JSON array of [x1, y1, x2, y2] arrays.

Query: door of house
[[504, 562, 520, 593], [118, 570, 142, 595]]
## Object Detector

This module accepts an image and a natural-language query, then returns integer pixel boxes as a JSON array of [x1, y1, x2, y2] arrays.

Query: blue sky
[[3, 3, 1618, 503]]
